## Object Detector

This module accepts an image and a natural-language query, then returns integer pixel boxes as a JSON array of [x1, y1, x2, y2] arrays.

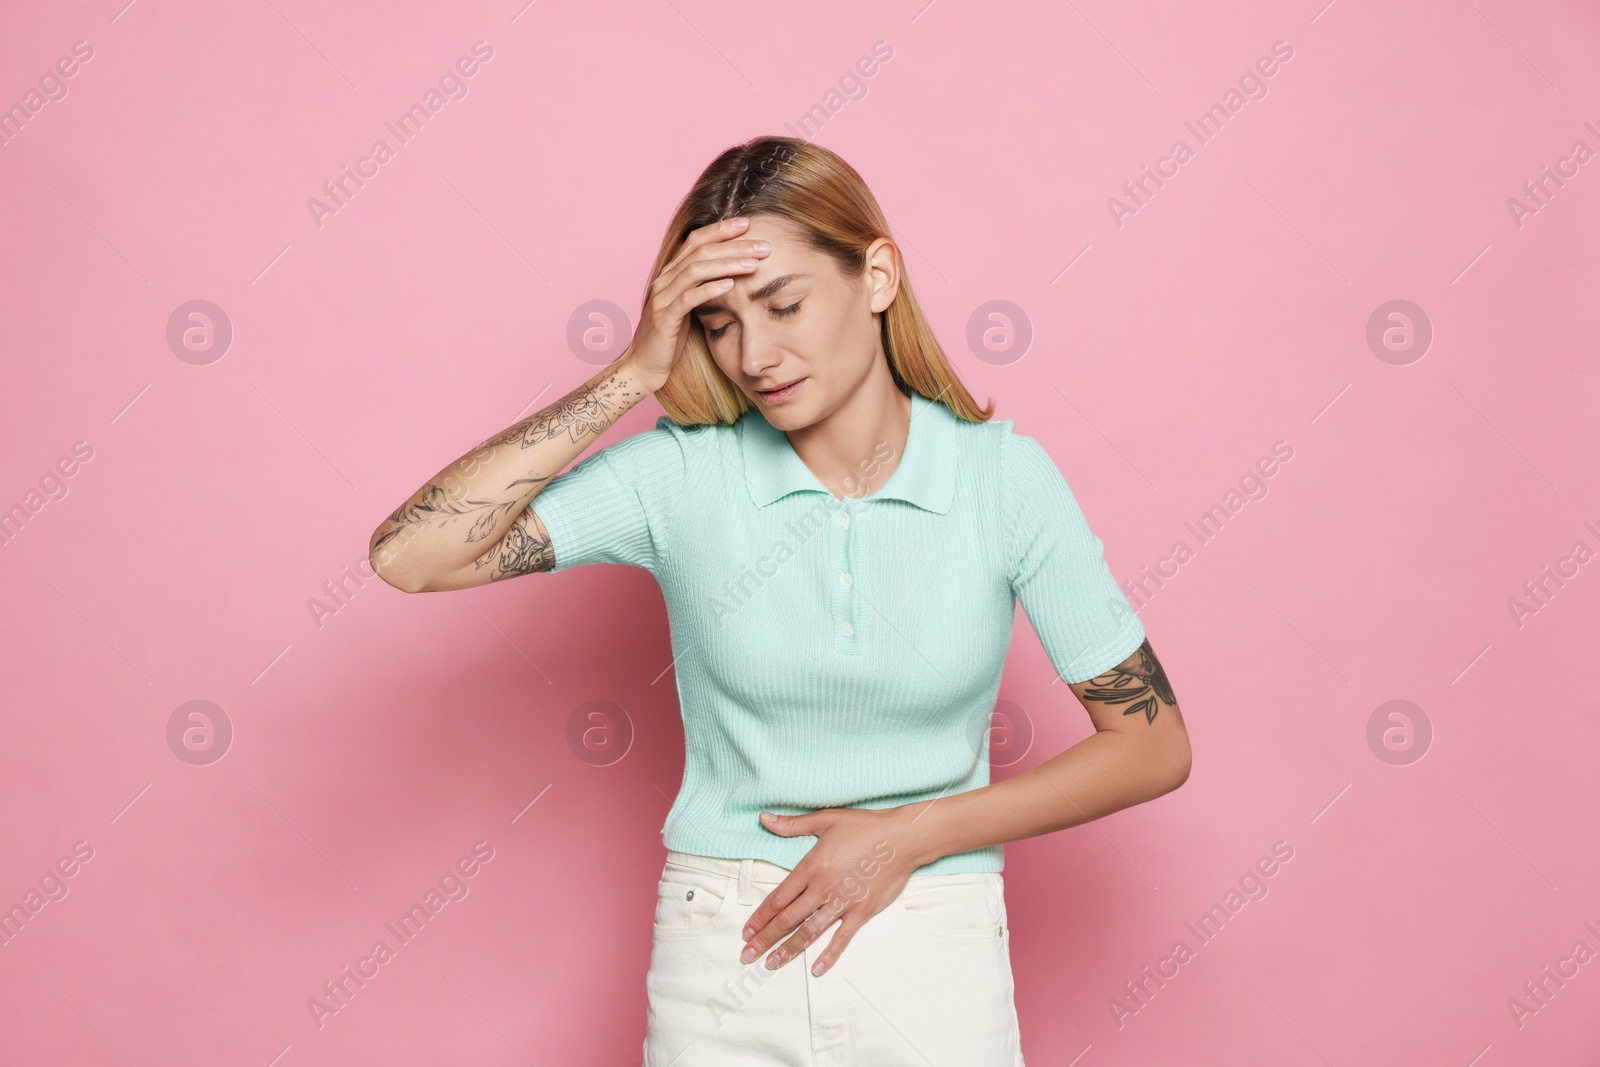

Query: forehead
[[738, 214, 808, 245], [738, 215, 846, 275]]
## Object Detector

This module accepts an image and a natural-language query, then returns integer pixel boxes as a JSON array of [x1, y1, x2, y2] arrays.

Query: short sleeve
[[529, 416, 690, 574], [1002, 428, 1146, 684]]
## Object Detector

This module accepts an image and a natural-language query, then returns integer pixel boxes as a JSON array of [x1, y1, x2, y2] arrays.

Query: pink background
[[3, 0, 1598, 1063]]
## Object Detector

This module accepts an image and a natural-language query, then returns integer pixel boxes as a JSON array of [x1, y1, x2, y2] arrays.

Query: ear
[[863, 236, 899, 314]]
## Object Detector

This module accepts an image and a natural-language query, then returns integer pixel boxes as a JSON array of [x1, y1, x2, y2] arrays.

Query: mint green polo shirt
[[531, 389, 1146, 876]]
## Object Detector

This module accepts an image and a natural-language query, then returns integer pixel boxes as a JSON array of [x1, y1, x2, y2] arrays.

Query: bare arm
[[367, 356, 663, 593], [897, 639, 1190, 866]]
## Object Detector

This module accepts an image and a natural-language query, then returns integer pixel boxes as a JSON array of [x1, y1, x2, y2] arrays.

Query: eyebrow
[[697, 272, 810, 315]]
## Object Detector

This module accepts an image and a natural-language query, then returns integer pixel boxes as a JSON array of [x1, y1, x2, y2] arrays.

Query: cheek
[[822, 306, 877, 364], [705, 336, 740, 374], [794, 300, 847, 348]]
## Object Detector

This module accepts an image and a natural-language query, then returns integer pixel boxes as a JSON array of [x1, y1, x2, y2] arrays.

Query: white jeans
[[643, 850, 1026, 1066]]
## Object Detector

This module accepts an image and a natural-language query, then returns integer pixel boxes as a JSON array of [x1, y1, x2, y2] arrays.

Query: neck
[[784, 369, 911, 501]]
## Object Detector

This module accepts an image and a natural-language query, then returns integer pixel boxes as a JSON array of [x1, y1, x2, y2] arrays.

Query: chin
[[756, 403, 807, 428]]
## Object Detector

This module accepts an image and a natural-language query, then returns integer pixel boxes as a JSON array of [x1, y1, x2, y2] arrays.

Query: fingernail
[[766, 953, 781, 969], [742, 926, 754, 939], [741, 945, 757, 963]]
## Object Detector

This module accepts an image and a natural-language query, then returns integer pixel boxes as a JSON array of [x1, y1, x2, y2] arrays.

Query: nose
[[738, 326, 783, 380]]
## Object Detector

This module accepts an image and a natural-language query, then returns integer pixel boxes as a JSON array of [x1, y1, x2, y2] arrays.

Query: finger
[[668, 233, 771, 279], [808, 912, 867, 976], [739, 878, 809, 959], [672, 271, 745, 316], [654, 246, 769, 308], [659, 221, 772, 292], [743, 892, 829, 967], [648, 252, 766, 330], [676, 253, 767, 294], [757, 890, 847, 968], [764, 899, 845, 970], [651, 268, 749, 327], [663, 215, 750, 274]]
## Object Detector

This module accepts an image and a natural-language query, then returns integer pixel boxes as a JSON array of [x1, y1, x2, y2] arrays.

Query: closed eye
[[706, 301, 801, 341]]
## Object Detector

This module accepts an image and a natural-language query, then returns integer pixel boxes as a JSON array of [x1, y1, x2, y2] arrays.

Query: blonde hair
[[643, 135, 994, 427]]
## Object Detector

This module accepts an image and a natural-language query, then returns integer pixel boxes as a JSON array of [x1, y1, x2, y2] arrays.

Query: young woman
[[369, 136, 1190, 1065]]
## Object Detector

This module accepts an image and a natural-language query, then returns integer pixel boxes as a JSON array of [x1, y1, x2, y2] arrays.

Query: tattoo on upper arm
[[1079, 640, 1177, 724], [472, 507, 555, 580]]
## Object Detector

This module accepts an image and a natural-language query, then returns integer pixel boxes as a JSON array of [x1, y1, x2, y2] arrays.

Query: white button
[[839, 572, 852, 587], [840, 622, 854, 637], [838, 513, 851, 528]]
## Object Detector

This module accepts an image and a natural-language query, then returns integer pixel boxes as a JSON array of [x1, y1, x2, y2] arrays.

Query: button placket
[[830, 500, 861, 654]]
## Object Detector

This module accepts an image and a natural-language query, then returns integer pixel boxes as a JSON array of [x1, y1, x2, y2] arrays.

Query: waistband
[[665, 849, 793, 883], [664, 850, 797, 907], [663, 850, 1005, 907]]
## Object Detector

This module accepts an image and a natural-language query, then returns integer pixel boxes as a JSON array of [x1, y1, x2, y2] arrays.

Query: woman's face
[[694, 213, 898, 430]]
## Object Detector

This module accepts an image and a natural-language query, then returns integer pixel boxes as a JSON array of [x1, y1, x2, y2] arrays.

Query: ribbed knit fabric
[[532, 390, 1146, 876]]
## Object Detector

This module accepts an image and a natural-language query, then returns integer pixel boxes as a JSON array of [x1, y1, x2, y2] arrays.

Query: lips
[[756, 377, 806, 403]]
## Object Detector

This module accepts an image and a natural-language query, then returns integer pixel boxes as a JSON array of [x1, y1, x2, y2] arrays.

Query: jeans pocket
[[652, 861, 735, 937], [897, 873, 1006, 942]]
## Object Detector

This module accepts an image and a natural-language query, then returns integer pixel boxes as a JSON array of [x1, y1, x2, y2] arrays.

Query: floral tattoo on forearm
[[371, 371, 642, 577], [476, 370, 641, 452]]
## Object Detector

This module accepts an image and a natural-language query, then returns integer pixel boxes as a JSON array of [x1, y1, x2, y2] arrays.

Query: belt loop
[[738, 858, 754, 905]]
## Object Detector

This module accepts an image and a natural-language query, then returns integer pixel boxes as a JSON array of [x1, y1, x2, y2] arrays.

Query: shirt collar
[[737, 390, 956, 513]]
